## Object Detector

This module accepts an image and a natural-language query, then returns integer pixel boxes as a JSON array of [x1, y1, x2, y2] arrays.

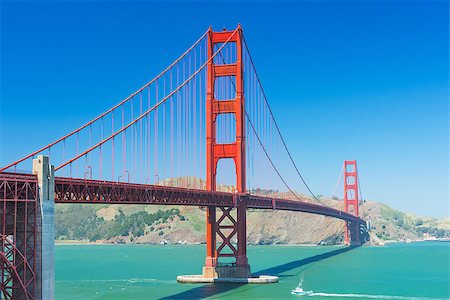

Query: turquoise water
[[55, 242, 449, 299]]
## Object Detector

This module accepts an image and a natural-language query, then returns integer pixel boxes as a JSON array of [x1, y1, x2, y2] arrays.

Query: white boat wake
[[294, 291, 445, 299], [291, 273, 444, 299]]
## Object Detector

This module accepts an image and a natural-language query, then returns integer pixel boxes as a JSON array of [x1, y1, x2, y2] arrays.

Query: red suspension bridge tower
[[203, 25, 250, 278], [344, 160, 361, 245]]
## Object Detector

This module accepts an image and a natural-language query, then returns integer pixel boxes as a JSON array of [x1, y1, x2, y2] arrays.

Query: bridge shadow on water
[[160, 246, 357, 299]]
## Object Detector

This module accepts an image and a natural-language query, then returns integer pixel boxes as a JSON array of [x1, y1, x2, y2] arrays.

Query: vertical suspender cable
[[112, 113, 115, 181], [193, 52, 195, 188], [155, 80, 158, 184]]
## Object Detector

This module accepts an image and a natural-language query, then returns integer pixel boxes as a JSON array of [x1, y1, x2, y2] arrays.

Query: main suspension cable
[[0, 29, 210, 173], [56, 28, 238, 171], [241, 35, 329, 207]]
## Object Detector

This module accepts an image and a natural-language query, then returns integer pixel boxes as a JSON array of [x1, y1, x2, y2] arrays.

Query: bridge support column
[[346, 220, 362, 246], [203, 206, 217, 277], [343, 160, 360, 246], [202, 201, 250, 279], [33, 155, 55, 300], [178, 25, 277, 284], [203, 25, 250, 279], [236, 203, 248, 267]]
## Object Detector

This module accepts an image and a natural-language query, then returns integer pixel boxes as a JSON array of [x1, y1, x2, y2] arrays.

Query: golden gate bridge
[[0, 25, 368, 299]]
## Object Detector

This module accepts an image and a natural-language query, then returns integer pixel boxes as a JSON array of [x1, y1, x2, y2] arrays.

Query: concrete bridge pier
[[33, 155, 55, 300]]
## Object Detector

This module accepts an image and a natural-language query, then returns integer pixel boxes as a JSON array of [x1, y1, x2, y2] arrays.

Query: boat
[[291, 285, 313, 296], [291, 274, 313, 296]]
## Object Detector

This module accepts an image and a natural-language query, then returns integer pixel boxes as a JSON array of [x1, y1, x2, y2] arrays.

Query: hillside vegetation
[[55, 196, 450, 245]]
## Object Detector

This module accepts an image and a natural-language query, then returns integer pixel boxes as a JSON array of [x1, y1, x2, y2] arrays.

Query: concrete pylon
[[33, 155, 55, 300]]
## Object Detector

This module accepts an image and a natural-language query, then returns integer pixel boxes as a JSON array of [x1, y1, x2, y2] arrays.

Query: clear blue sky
[[1, 1, 448, 217]]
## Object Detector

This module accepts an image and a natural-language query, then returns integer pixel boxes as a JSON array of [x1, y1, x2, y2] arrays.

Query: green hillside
[[55, 199, 450, 245]]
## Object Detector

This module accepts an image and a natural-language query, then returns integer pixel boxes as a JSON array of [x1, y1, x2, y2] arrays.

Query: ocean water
[[55, 242, 449, 299]]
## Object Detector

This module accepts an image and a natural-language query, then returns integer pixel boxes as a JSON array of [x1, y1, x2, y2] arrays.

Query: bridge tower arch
[[204, 25, 250, 278]]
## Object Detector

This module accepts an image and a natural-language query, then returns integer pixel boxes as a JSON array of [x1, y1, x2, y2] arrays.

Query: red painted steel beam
[[213, 143, 237, 159], [53, 177, 234, 207], [212, 100, 237, 114], [245, 195, 360, 223], [212, 64, 237, 77], [53, 177, 362, 223], [211, 31, 239, 43], [0, 172, 364, 225]]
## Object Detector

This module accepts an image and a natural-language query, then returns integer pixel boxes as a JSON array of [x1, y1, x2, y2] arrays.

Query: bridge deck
[[1, 172, 360, 223]]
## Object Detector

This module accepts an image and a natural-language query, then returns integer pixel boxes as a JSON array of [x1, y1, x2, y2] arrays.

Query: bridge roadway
[[1, 172, 361, 224]]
